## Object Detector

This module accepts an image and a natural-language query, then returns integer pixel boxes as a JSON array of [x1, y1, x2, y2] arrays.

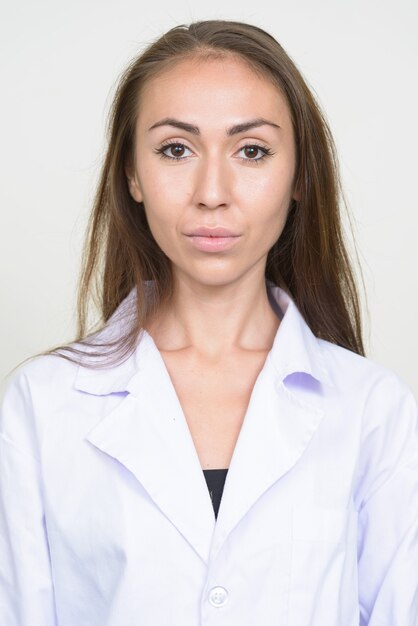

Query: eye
[[154, 142, 193, 161], [237, 144, 274, 163]]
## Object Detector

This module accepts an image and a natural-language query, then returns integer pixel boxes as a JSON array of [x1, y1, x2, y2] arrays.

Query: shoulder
[[319, 338, 416, 403], [1, 352, 80, 415], [1, 351, 85, 438], [0, 354, 80, 460], [2, 352, 79, 399], [318, 339, 417, 460], [317, 340, 418, 504]]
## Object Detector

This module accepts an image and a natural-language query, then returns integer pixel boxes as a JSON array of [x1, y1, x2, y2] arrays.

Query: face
[[126, 55, 298, 288]]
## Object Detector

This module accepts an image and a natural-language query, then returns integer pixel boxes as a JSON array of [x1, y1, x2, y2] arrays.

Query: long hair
[[42, 19, 365, 367]]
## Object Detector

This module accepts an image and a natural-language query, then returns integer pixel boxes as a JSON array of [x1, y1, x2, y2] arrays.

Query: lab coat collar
[[74, 280, 333, 395], [81, 280, 331, 565], [266, 281, 334, 388]]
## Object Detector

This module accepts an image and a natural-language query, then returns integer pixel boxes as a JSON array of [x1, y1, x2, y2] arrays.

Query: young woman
[[1, 19, 417, 626]]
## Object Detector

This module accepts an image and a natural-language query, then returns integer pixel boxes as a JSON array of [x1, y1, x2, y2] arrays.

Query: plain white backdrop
[[1, 0, 417, 397]]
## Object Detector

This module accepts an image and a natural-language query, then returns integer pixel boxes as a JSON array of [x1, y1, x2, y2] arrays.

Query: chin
[[174, 264, 253, 289]]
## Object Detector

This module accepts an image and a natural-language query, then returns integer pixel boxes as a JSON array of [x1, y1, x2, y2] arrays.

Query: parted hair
[[43, 19, 365, 367]]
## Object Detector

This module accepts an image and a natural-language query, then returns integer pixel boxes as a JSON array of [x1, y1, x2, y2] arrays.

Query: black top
[[202, 468, 228, 519]]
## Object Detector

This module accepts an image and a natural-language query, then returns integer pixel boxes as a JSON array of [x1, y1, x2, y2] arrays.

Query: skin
[[126, 54, 298, 360]]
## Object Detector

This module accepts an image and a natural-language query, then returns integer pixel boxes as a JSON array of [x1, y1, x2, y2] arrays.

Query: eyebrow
[[148, 117, 281, 135]]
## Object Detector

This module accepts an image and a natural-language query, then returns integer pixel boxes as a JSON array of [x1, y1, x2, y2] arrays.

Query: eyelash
[[153, 141, 275, 165]]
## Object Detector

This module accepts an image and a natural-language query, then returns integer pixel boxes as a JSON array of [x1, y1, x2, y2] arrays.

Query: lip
[[185, 234, 241, 252], [186, 226, 240, 237], [184, 226, 241, 252]]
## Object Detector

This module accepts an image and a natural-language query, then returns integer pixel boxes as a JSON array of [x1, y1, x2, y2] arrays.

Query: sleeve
[[0, 370, 58, 625], [356, 377, 418, 626]]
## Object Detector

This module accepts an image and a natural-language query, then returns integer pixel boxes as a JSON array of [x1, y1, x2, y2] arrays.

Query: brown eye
[[155, 142, 193, 161], [237, 144, 273, 163], [169, 144, 186, 157], [243, 146, 259, 159]]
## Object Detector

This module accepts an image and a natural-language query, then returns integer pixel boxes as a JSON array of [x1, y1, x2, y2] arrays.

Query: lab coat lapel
[[210, 283, 332, 557], [210, 357, 326, 558], [82, 333, 216, 566]]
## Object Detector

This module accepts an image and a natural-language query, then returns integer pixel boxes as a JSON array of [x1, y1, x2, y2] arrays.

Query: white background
[[1, 0, 417, 397]]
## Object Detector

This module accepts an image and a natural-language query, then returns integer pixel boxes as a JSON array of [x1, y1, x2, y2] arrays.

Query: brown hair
[[43, 19, 366, 367]]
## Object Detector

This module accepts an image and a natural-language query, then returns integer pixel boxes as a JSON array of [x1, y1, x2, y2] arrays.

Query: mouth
[[186, 226, 240, 238], [185, 234, 241, 252]]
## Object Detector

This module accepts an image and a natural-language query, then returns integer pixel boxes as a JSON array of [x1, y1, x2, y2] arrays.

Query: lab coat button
[[208, 586, 228, 607]]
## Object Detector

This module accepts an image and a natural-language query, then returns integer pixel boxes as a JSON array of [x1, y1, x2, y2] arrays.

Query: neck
[[146, 270, 280, 359]]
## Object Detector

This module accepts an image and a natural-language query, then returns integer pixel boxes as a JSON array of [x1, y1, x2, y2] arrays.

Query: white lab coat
[[1, 282, 417, 626]]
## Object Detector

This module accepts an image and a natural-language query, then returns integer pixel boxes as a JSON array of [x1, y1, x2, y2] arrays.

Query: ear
[[292, 189, 301, 202], [125, 164, 143, 203]]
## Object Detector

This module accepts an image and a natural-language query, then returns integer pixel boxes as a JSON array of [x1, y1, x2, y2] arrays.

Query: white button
[[208, 586, 228, 607]]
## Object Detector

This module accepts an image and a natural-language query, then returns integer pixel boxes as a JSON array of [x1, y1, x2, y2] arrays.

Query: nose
[[191, 153, 231, 210]]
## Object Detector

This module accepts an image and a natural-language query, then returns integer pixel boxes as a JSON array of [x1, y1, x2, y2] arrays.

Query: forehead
[[137, 56, 292, 129]]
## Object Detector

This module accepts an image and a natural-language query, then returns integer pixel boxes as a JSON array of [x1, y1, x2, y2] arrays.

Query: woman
[[0, 19, 417, 626]]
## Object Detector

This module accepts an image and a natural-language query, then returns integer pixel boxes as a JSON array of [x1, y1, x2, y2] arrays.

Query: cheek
[[139, 185, 183, 255], [138, 162, 187, 217], [253, 206, 289, 247], [243, 172, 294, 226], [238, 155, 295, 199]]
